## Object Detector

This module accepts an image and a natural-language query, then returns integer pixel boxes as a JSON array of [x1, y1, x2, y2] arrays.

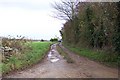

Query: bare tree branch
[[52, 0, 79, 21]]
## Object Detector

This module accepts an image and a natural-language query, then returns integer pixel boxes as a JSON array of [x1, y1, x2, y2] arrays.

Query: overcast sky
[[0, 0, 119, 40], [0, 0, 66, 40]]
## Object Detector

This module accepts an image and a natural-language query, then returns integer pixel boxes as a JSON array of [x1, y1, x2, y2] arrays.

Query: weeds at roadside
[[64, 44, 118, 68], [56, 44, 74, 63]]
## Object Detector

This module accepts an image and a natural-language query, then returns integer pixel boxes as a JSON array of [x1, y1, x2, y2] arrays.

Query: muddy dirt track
[[5, 44, 118, 78]]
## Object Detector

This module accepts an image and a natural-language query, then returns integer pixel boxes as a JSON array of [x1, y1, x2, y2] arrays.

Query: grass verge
[[56, 44, 74, 63], [63, 44, 119, 68], [2, 42, 52, 75]]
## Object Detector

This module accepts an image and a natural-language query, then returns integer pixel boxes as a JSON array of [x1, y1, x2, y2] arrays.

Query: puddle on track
[[48, 51, 60, 63]]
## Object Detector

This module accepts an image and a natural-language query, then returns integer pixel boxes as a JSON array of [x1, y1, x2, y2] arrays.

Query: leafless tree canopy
[[52, 0, 79, 21]]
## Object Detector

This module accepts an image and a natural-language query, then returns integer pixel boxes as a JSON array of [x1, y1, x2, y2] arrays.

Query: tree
[[113, 2, 120, 53], [52, 0, 79, 21], [56, 2, 119, 54], [41, 39, 44, 42], [85, 6, 95, 47], [50, 38, 58, 42]]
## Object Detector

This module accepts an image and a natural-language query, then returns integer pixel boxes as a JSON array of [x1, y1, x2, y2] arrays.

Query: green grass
[[64, 44, 118, 67], [2, 42, 52, 75], [56, 44, 74, 63]]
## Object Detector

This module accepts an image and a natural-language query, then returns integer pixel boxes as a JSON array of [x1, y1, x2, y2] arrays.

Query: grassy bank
[[56, 44, 74, 63], [64, 44, 118, 67], [2, 42, 52, 75]]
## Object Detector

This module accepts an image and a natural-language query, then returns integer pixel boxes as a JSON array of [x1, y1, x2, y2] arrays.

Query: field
[[1, 42, 52, 75]]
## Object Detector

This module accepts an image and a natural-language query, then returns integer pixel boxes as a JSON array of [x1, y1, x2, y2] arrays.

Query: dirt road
[[5, 44, 118, 78]]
